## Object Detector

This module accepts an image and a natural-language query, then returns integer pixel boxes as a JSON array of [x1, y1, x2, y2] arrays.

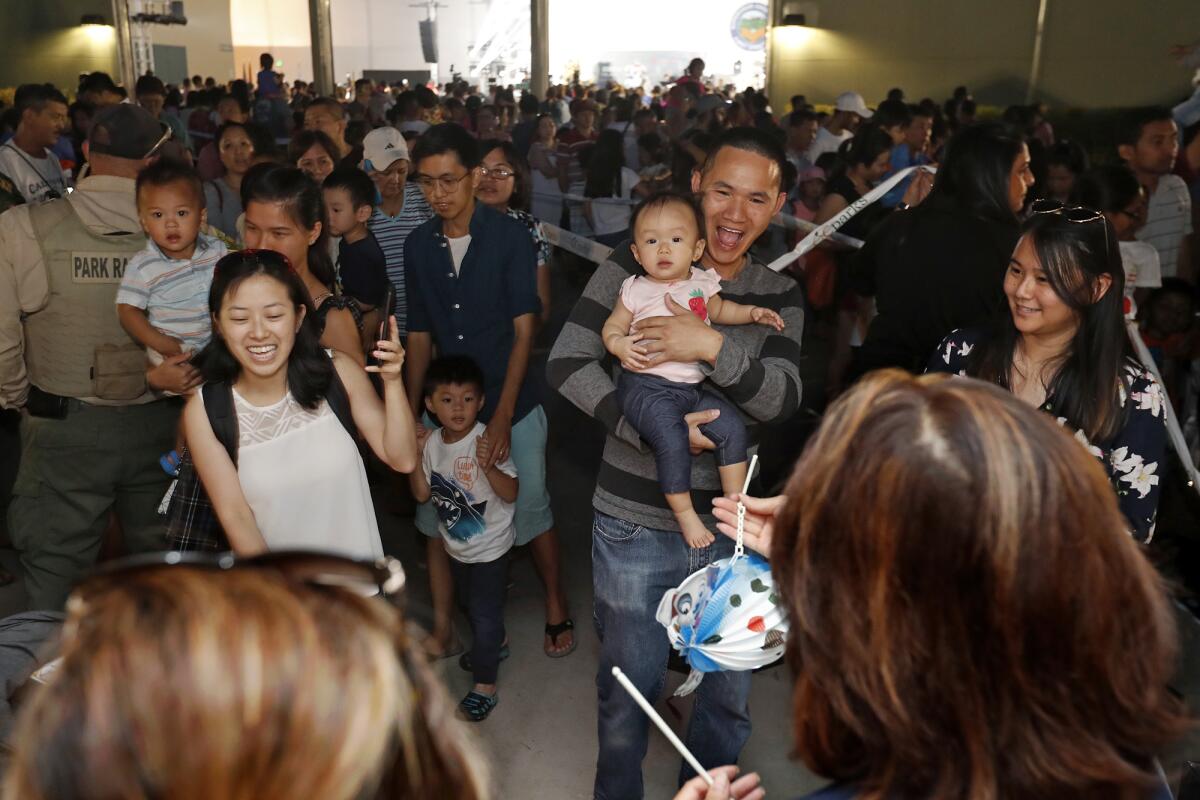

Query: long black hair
[[201, 249, 333, 409], [240, 163, 336, 289], [969, 211, 1130, 444], [584, 128, 627, 199], [923, 122, 1025, 224]]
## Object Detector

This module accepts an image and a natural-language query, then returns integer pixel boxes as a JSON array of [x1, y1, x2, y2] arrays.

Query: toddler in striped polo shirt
[[117, 159, 228, 471]]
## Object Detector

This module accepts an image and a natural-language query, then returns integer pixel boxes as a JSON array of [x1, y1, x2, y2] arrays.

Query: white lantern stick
[[733, 454, 758, 562], [611, 666, 714, 787]]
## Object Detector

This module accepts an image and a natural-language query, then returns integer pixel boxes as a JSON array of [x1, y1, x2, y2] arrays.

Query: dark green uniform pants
[[7, 399, 177, 610]]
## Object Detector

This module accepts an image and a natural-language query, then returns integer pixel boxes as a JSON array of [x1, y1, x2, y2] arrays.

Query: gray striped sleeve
[[547, 255, 644, 449], [702, 270, 805, 423]]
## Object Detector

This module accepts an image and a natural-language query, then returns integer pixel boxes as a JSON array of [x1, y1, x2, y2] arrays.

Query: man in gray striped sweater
[[548, 128, 805, 799]]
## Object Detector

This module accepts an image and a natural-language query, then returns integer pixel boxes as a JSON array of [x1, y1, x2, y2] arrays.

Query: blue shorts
[[417, 405, 554, 546]]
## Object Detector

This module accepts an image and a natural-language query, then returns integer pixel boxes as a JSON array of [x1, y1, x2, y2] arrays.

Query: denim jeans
[[448, 552, 509, 685], [616, 372, 748, 495], [592, 511, 752, 800]]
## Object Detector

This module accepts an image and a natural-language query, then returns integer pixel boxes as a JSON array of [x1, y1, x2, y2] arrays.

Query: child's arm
[[408, 427, 433, 503], [116, 304, 185, 356], [602, 301, 651, 371], [476, 435, 518, 503], [321, 305, 366, 365], [706, 294, 786, 332]]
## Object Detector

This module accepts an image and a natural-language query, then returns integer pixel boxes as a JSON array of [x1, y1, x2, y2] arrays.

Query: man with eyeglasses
[[0, 84, 71, 203], [0, 104, 183, 611], [403, 124, 568, 665]]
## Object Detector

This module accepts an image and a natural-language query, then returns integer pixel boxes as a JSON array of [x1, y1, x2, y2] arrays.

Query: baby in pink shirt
[[602, 192, 784, 548]]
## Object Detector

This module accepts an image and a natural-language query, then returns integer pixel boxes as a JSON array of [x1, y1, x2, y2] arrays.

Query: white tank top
[[229, 386, 383, 560]]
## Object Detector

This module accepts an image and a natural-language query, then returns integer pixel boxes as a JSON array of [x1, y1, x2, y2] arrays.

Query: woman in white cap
[[362, 126, 434, 338]]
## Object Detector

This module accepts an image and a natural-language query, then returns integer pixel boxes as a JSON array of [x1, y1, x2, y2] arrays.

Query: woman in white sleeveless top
[[184, 250, 418, 557]]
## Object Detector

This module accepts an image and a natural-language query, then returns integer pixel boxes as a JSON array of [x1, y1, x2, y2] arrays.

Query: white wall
[[231, 0, 487, 89], [331, 0, 488, 85], [548, 0, 767, 86], [230, 0, 313, 83], [149, 0, 235, 81]]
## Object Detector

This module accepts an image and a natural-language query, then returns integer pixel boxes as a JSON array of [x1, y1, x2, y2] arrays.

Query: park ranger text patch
[[71, 251, 130, 283]]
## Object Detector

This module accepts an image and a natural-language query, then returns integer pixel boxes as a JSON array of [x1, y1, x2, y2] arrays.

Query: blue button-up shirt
[[404, 202, 542, 424]]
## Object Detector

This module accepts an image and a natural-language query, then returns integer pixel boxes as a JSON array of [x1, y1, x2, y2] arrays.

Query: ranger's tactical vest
[[23, 196, 148, 400]]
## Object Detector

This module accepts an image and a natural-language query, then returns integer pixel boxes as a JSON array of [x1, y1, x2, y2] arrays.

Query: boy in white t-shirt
[[410, 355, 517, 723]]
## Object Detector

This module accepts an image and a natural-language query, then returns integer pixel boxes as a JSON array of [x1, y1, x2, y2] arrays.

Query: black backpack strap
[[325, 355, 358, 440], [201, 381, 240, 466]]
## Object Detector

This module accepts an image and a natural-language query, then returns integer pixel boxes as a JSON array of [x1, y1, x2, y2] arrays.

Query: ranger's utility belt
[[25, 387, 72, 419]]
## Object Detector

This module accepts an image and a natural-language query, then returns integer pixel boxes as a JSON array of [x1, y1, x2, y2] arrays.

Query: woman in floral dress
[[927, 202, 1166, 541]]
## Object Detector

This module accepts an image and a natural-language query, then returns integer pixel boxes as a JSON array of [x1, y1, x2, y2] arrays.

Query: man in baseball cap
[[86, 103, 171, 162], [0, 102, 191, 610], [805, 90, 874, 162], [834, 90, 874, 121]]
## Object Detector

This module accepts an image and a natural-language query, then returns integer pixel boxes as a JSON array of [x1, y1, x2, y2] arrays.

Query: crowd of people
[[0, 44, 1197, 799]]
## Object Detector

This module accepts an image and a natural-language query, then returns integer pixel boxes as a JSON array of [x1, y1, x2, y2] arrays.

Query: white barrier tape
[[542, 223, 615, 264], [772, 212, 865, 249], [541, 216, 861, 266], [533, 190, 638, 206], [767, 165, 937, 273], [1126, 321, 1200, 503]]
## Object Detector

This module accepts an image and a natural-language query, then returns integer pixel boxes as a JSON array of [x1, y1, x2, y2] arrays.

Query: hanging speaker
[[419, 20, 438, 63]]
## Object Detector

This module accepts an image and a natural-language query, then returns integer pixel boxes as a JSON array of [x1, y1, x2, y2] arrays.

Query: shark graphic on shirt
[[429, 471, 488, 541]]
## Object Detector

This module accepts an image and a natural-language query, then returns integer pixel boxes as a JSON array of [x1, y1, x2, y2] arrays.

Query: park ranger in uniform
[[0, 104, 193, 610]]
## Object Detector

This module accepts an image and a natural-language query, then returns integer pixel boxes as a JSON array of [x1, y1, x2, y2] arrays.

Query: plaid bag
[[162, 380, 239, 551], [161, 366, 358, 551], [162, 447, 227, 551]]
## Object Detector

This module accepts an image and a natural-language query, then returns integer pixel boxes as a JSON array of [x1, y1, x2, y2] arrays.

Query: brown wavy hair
[[772, 370, 1188, 800], [5, 567, 489, 800]]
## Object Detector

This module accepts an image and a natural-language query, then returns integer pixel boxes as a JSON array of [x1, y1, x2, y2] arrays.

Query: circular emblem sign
[[730, 3, 768, 51]]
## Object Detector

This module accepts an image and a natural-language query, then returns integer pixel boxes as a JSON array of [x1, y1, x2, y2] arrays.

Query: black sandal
[[458, 690, 498, 722], [544, 618, 576, 658]]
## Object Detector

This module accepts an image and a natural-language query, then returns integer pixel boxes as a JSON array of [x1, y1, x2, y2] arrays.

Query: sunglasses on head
[[143, 124, 173, 160], [73, 549, 406, 604], [1029, 198, 1105, 224], [1030, 198, 1109, 250], [24, 551, 406, 688]]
